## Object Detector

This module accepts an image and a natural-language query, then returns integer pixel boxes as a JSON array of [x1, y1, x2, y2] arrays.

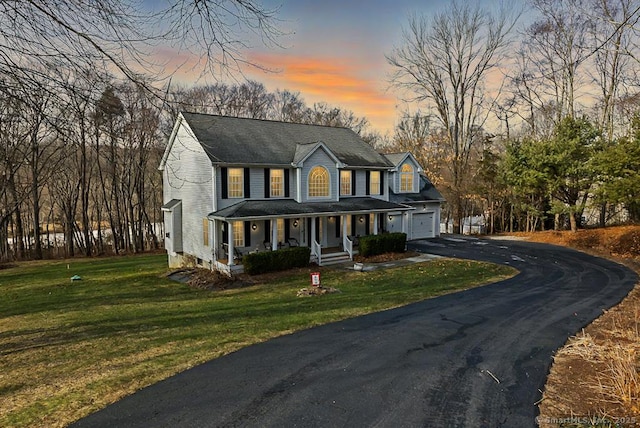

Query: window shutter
[[244, 168, 250, 198], [365, 171, 370, 195], [264, 220, 270, 242], [351, 215, 356, 235], [335, 216, 340, 238], [244, 221, 251, 247], [264, 169, 270, 198], [284, 219, 290, 241], [365, 216, 370, 235], [284, 169, 290, 197], [222, 221, 228, 244], [351, 170, 356, 195], [221, 167, 228, 199], [380, 171, 384, 195]]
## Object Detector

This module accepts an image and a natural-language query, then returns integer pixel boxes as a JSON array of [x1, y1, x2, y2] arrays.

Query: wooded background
[[2, 0, 640, 262]]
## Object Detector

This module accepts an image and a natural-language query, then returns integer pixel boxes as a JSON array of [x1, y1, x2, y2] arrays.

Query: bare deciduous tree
[[0, 0, 283, 97], [387, 2, 518, 233]]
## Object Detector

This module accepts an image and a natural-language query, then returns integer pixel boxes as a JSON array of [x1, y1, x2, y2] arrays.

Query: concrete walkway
[[333, 253, 442, 272]]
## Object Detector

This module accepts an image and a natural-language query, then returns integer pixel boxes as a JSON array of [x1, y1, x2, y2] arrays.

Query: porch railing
[[312, 240, 322, 265], [343, 235, 353, 259]]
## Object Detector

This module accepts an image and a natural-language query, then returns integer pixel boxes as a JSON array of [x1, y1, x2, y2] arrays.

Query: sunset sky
[[166, 0, 527, 135]]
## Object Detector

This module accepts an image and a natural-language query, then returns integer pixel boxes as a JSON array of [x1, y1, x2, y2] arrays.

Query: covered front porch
[[208, 198, 411, 273]]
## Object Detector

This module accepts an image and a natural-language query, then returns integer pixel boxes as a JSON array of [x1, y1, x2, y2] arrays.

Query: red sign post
[[310, 272, 321, 287]]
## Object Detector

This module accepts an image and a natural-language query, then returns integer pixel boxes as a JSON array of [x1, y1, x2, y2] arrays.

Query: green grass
[[0, 254, 516, 427]]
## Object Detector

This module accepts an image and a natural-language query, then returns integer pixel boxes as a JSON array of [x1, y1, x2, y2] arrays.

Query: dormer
[[385, 152, 423, 194], [292, 141, 344, 203]]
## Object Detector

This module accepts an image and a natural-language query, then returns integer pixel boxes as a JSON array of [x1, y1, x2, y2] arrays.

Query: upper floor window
[[270, 169, 284, 197], [370, 170, 381, 195], [228, 168, 243, 198], [340, 170, 351, 196], [400, 163, 414, 192], [309, 166, 329, 197]]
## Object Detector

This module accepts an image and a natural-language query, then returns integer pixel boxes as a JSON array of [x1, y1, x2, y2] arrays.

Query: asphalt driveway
[[73, 237, 638, 427]]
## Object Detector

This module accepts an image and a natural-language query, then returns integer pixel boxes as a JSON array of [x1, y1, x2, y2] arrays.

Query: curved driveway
[[74, 238, 637, 428]]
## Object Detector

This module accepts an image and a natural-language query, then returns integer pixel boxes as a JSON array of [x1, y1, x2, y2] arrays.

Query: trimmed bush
[[359, 232, 407, 257], [242, 246, 311, 275]]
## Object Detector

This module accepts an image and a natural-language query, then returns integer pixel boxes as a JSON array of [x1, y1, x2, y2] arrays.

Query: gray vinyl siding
[[354, 170, 365, 197], [355, 169, 389, 201], [163, 122, 214, 262], [216, 167, 296, 211], [301, 148, 337, 202]]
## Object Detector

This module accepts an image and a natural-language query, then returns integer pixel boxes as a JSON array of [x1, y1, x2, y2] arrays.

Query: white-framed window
[[340, 170, 351, 196], [277, 218, 285, 244], [270, 169, 284, 197], [400, 163, 414, 192], [308, 166, 329, 197], [370, 171, 380, 195], [202, 219, 209, 246], [228, 168, 243, 198], [233, 221, 244, 248]]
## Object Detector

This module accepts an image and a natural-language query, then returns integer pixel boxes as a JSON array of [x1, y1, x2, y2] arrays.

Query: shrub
[[243, 246, 311, 275], [359, 233, 406, 257]]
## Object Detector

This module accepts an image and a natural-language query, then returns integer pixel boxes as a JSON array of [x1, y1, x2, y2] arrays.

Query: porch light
[[359, 216, 364, 223], [293, 219, 299, 227], [251, 223, 257, 230], [388, 215, 393, 221]]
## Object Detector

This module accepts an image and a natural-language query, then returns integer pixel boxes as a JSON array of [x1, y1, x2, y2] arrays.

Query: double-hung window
[[228, 168, 243, 198], [340, 170, 351, 196], [400, 164, 413, 192], [270, 169, 284, 197], [369, 171, 380, 195], [233, 221, 244, 248]]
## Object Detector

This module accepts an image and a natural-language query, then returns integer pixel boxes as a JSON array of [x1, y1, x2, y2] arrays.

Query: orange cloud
[[247, 52, 397, 134], [149, 47, 398, 134]]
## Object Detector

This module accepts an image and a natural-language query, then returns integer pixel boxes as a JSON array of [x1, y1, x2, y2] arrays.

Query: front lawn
[[0, 254, 516, 427]]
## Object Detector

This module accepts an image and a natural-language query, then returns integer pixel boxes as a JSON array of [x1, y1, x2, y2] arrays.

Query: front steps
[[319, 251, 351, 266]]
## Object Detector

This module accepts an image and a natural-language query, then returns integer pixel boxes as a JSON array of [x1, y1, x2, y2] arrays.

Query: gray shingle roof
[[383, 153, 409, 166], [181, 112, 392, 168], [209, 197, 411, 220]]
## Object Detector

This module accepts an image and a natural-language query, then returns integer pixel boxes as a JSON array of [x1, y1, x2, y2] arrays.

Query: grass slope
[[0, 254, 515, 427]]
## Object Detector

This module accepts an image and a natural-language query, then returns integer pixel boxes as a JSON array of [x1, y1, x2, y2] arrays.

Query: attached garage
[[411, 212, 435, 240]]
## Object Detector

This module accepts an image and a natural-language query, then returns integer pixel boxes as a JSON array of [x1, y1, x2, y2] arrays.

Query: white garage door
[[412, 212, 434, 240]]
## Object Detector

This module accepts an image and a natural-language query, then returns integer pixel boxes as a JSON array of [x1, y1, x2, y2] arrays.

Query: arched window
[[308, 166, 330, 197], [400, 163, 413, 192]]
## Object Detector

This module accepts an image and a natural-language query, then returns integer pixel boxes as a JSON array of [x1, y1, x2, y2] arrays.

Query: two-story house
[[159, 113, 443, 273]]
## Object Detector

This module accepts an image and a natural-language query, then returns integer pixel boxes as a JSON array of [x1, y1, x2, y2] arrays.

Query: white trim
[[307, 165, 331, 200]]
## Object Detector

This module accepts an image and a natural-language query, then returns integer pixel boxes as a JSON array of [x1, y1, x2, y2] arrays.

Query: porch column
[[373, 213, 379, 235], [212, 219, 218, 262], [321, 216, 328, 247], [342, 214, 348, 239], [402, 213, 408, 235], [227, 221, 235, 266], [311, 216, 317, 244], [271, 218, 278, 250]]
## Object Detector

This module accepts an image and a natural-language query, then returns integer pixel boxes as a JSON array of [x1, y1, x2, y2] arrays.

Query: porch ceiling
[[208, 197, 412, 221]]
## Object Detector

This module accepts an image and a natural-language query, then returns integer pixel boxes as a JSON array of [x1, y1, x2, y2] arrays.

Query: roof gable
[[383, 152, 423, 172], [292, 141, 342, 167], [177, 113, 392, 168]]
